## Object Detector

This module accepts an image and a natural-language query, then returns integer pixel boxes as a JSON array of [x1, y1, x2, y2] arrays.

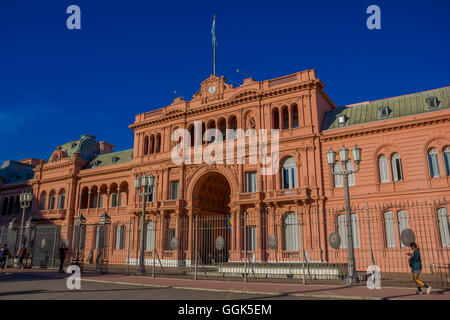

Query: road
[[0, 272, 339, 300]]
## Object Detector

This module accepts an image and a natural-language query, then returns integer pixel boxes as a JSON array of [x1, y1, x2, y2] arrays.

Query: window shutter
[[351, 214, 360, 248], [437, 208, 450, 247], [397, 210, 409, 248], [384, 211, 396, 248]]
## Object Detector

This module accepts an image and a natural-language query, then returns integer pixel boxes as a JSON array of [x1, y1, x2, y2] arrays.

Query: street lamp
[[327, 144, 362, 285], [18, 190, 32, 248], [74, 213, 86, 269], [135, 174, 155, 275]]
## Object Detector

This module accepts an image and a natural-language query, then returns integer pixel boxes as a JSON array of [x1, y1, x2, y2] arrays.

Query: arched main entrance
[[192, 171, 231, 265]]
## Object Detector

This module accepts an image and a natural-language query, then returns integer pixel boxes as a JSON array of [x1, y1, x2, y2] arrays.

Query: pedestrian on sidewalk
[[16, 243, 27, 271], [407, 242, 431, 295], [58, 243, 68, 273], [1, 244, 9, 269]]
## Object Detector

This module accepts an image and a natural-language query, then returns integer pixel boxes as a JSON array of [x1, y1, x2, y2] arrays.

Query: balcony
[[135, 201, 160, 211], [161, 200, 182, 210], [264, 188, 310, 204], [237, 192, 264, 204], [32, 209, 66, 220]]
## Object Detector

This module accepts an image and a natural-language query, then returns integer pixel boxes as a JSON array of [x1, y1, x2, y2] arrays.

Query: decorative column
[[87, 191, 92, 210], [255, 205, 263, 262], [187, 210, 193, 265], [235, 209, 241, 261]]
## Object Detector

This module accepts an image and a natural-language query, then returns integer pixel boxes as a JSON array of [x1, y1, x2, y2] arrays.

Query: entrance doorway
[[192, 171, 231, 265]]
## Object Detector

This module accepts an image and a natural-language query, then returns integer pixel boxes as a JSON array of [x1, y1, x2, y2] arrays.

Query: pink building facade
[[1, 70, 449, 276]]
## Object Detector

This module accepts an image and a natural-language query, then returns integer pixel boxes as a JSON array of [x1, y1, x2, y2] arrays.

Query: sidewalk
[[2, 269, 449, 300]]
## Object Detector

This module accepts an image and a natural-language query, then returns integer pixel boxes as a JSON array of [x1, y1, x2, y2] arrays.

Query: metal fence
[[1, 199, 449, 288]]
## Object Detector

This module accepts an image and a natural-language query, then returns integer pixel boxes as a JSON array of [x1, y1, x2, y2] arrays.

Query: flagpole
[[213, 14, 216, 76]]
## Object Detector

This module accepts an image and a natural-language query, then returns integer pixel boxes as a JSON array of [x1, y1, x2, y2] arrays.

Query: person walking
[[407, 242, 431, 294], [58, 243, 68, 273], [16, 243, 27, 271], [1, 244, 9, 269]]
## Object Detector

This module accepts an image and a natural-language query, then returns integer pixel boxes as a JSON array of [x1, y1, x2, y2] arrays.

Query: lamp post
[[135, 174, 155, 275], [19, 190, 33, 247], [327, 144, 361, 285], [74, 213, 86, 268]]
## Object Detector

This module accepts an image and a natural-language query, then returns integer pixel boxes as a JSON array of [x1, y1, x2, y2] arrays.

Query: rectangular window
[[120, 225, 126, 249], [384, 211, 396, 248], [246, 226, 256, 251], [166, 228, 176, 250], [170, 181, 179, 200], [245, 171, 257, 193], [334, 163, 343, 188], [338, 215, 360, 249], [347, 162, 355, 186], [98, 194, 103, 208], [145, 221, 155, 251], [437, 208, 450, 247], [147, 182, 156, 202], [115, 226, 121, 249], [429, 153, 441, 178]]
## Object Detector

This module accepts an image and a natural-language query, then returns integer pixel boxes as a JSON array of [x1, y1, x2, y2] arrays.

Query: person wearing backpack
[[16, 243, 27, 271], [407, 242, 431, 294]]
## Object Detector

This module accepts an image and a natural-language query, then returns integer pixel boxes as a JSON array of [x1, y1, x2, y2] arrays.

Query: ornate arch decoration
[[50, 147, 69, 162], [185, 164, 239, 201], [424, 137, 450, 153]]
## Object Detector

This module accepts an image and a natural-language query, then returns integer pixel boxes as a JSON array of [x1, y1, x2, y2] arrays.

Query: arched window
[[146, 179, 156, 202], [444, 146, 450, 176], [428, 148, 441, 178], [282, 107, 289, 130], [281, 157, 297, 189], [397, 210, 409, 248], [384, 211, 396, 248], [437, 207, 450, 247], [292, 104, 299, 128], [90, 188, 98, 208], [378, 155, 390, 183], [273, 109, 280, 130], [98, 193, 103, 208], [283, 212, 300, 251], [337, 214, 360, 249], [49, 191, 56, 210], [218, 118, 226, 141], [111, 193, 118, 207], [189, 125, 195, 147], [57, 189, 65, 209], [391, 153, 403, 181], [155, 134, 161, 153], [143, 136, 149, 155], [206, 120, 216, 143], [201, 122, 207, 144], [40, 192, 46, 210], [228, 116, 237, 140], [150, 135, 155, 154], [145, 221, 155, 251]]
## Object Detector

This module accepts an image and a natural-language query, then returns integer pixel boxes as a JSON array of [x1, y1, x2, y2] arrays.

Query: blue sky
[[0, 0, 449, 163]]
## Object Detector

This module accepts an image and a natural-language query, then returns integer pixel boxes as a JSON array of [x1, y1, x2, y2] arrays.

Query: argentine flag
[[211, 15, 216, 46]]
